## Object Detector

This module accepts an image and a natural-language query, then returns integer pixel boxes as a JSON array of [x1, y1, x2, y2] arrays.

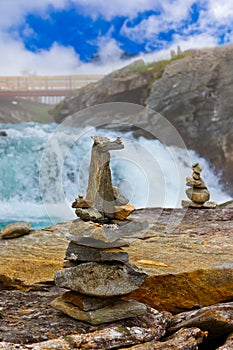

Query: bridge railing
[[0, 75, 104, 92]]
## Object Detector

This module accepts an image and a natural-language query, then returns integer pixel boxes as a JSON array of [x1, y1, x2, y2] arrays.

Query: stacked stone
[[52, 135, 147, 324], [51, 232, 147, 325], [182, 163, 216, 208]]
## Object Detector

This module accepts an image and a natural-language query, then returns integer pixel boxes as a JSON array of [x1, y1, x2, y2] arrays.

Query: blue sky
[[0, 0, 232, 75]]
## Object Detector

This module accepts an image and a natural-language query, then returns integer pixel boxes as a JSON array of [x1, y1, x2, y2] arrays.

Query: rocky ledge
[[0, 207, 233, 348]]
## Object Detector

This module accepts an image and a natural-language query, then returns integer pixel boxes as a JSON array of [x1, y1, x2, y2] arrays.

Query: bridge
[[0, 75, 104, 97]]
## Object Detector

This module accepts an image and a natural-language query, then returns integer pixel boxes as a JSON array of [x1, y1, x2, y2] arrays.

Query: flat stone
[[181, 200, 203, 208], [0, 222, 31, 239], [75, 207, 103, 222], [54, 262, 147, 297], [61, 291, 119, 311], [203, 201, 217, 208], [168, 302, 233, 340], [186, 177, 206, 188], [114, 204, 135, 220], [66, 241, 129, 263], [68, 236, 130, 248], [51, 297, 147, 325], [69, 219, 134, 246]]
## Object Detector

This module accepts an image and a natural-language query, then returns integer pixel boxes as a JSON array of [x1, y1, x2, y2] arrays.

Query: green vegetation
[[18, 100, 54, 123], [129, 52, 192, 80]]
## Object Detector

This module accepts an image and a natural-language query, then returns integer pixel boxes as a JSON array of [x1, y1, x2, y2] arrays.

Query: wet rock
[[51, 297, 147, 325], [61, 291, 119, 311], [0, 131, 7, 136], [0, 222, 31, 239], [168, 302, 233, 340], [54, 262, 147, 297], [66, 241, 128, 263], [125, 327, 207, 349]]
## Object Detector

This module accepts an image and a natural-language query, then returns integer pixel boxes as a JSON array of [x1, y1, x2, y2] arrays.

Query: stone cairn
[[182, 162, 216, 208], [51, 136, 148, 325]]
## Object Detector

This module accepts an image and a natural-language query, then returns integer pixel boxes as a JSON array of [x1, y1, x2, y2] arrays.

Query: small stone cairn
[[51, 136, 148, 325], [182, 162, 217, 208]]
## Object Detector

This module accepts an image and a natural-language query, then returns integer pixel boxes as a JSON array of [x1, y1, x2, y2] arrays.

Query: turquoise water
[[0, 122, 231, 230]]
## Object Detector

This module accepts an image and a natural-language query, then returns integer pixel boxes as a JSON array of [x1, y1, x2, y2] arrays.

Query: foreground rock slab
[[121, 327, 207, 350], [168, 302, 233, 340], [0, 209, 232, 313]]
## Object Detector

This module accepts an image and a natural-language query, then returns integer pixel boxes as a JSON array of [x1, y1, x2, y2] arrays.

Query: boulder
[[0, 222, 31, 239]]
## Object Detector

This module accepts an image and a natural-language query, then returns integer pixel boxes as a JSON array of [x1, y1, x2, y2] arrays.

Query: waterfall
[[0, 122, 231, 229]]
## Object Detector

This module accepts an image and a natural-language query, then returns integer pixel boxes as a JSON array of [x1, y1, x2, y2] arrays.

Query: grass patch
[[129, 52, 192, 80], [18, 100, 54, 123]]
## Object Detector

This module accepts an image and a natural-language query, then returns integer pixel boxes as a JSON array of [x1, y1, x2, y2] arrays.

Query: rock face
[[50, 46, 233, 195], [148, 45, 233, 196], [51, 59, 155, 123]]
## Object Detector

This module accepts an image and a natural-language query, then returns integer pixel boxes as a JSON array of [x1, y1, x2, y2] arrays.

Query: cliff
[[50, 45, 233, 196]]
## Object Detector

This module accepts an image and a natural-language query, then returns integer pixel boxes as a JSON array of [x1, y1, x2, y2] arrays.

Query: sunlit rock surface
[[0, 208, 232, 313]]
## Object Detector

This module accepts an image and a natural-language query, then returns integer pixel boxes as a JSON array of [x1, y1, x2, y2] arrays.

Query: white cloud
[[0, 0, 232, 76]]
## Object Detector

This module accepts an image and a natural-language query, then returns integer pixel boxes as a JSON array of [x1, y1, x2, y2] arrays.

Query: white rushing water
[[0, 122, 231, 229]]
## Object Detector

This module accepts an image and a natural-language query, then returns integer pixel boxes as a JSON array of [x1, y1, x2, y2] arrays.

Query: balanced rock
[[66, 241, 128, 263], [182, 163, 216, 208], [54, 262, 147, 297], [51, 297, 147, 325], [72, 136, 135, 222], [0, 222, 31, 239]]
